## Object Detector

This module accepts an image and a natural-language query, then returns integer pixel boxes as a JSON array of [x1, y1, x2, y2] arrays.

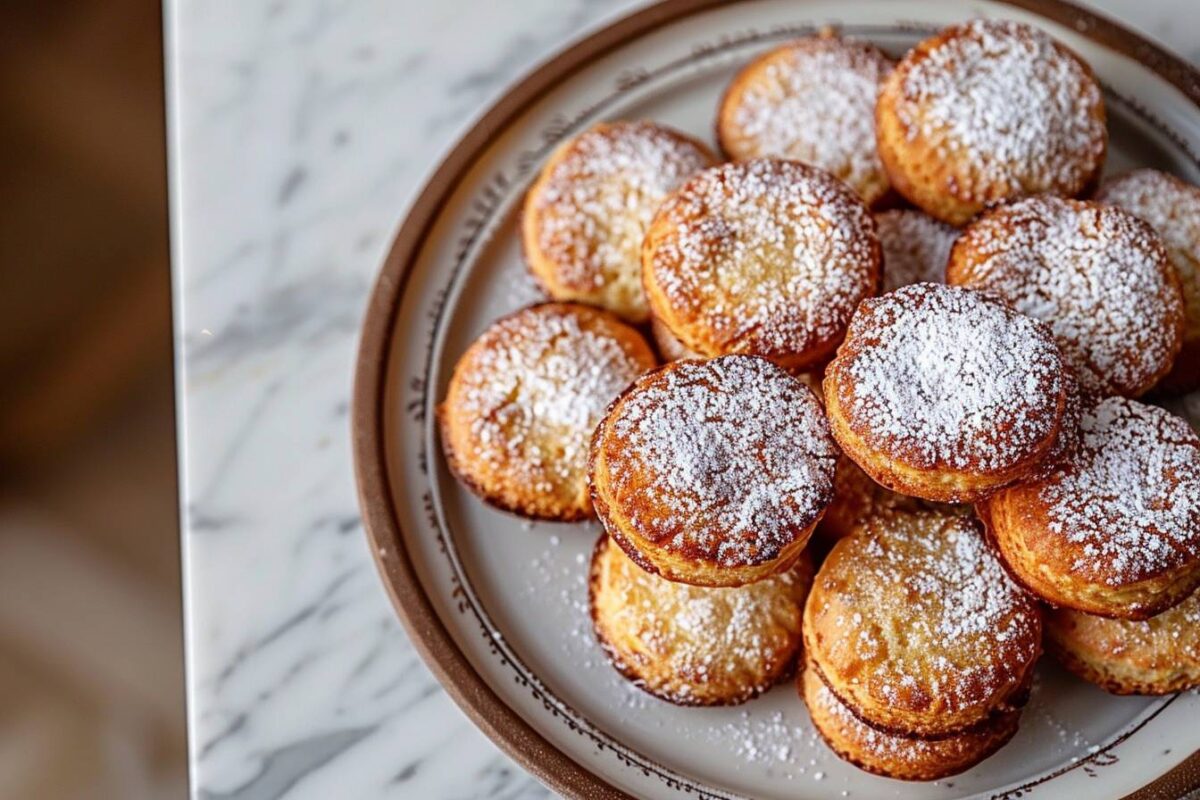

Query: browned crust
[[979, 481, 1200, 622], [588, 356, 831, 587], [817, 456, 927, 542], [805, 635, 1034, 742], [800, 659, 1022, 780], [438, 302, 656, 522], [821, 289, 1067, 503], [1045, 622, 1200, 696], [715, 33, 894, 207], [875, 21, 1107, 226], [640, 159, 881, 371], [520, 121, 717, 323], [1050, 643, 1196, 695], [587, 535, 805, 706], [823, 380, 1057, 503], [349, 2, 1200, 797], [437, 402, 590, 523], [803, 511, 1042, 739], [1096, 169, 1200, 395], [946, 198, 1184, 398]]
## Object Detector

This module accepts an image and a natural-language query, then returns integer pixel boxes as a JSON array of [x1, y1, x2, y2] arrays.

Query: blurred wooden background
[[0, 1, 185, 797]]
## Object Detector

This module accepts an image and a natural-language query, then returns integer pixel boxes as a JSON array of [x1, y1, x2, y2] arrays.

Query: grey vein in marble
[[167, 0, 1197, 797]]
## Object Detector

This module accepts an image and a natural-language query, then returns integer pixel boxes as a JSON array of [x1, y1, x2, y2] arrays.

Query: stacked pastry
[[437, 18, 1200, 783]]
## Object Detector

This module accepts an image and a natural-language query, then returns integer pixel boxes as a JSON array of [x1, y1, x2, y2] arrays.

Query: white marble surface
[[166, 1, 1200, 798]]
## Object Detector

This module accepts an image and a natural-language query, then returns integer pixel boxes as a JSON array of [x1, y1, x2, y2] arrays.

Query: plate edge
[[350, 1, 1200, 798]]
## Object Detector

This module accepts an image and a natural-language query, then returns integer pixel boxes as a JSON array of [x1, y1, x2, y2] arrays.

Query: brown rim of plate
[[350, 1, 1200, 797]]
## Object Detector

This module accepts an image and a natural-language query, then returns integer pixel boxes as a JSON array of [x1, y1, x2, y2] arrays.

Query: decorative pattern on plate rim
[[384, 18, 1199, 800]]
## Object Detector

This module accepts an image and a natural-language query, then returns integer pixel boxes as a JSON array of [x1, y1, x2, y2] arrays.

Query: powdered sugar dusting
[[605, 356, 837, 566], [646, 159, 878, 360], [823, 513, 1039, 704], [1042, 396, 1200, 586], [876, 209, 959, 292], [724, 37, 892, 202], [835, 283, 1065, 471], [531, 121, 712, 315], [810, 673, 1007, 768], [451, 305, 652, 500], [592, 539, 807, 705], [814, 679, 936, 763], [950, 196, 1182, 396], [1051, 589, 1200, 669], [895, 19, 1104, 199], [1097, 169, 1200, 344]]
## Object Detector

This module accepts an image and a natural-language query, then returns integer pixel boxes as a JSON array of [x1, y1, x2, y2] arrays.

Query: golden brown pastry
[[589, 355, 837, 587], [642, 158, 881, 371], [590, 535, 812, 705], [875, 209, 958, 292], [980, 395, 1200, 620], [804, 510, 1041, 739], [717, 35, 894, 205], [800, 657, 1020, 780], [818, 456, 959, 542], [439, 303, 656, 520], [1096, 169, 1200, 393], [651, 317, 830, 412], [522, 121, 715, 322], [876, 19, 1106, 225], [823, 283, 1071, 503], [1046, 589, 1200, 695], [947, 196, 1184, 398]]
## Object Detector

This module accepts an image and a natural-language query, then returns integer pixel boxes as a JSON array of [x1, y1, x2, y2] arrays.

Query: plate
[[353, 1, 1200, 797]]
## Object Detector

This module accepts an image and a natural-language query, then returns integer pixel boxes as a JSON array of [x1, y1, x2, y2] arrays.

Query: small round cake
[[717, 35, 894, 205], [804, 510, 1042, 739], [1046, 590, 1200, 695], [980, 395, 1200, 620], [947, 196, 1184, 398], [439, 303, 656, 520], [801, 658, 1020, 780], [1096, 169, 1200, 393], [522, 121, 715, 322], [589, 355, 838, 587], [876, 19, 1106, 224], [642, 158, 881, 371], [589, 535, 812, 705], [823, 283, 1070, 503], [875, 209, 958, 292]]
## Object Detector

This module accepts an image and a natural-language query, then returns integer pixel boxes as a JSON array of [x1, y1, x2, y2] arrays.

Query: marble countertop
[[166, 1, 1199, 798]]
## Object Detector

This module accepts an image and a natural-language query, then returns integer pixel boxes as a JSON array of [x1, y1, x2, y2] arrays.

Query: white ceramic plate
[[353, 2, 1200, 797]]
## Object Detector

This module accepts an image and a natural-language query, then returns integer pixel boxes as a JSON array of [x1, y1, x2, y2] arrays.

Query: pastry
[[801, 657, 1020, 780], [823, 283, 1070, 503], [818, 456, 953, 542], [875, 209, 958, 292], [589, 355, 837, 587], [522, 120, 715, 322], [439, 303, 656, 520], [1096, 169, 1200, 393], [804, 510, 1041, 739], [590, 535, 812, 705], [947, 195, 1184, 397], [717, 35, 893, 205], [1046, 590, 1200, 695], [980, 395, 1200, 620], [642, 158, 881, 371], [876, 19, 1106, 224]]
